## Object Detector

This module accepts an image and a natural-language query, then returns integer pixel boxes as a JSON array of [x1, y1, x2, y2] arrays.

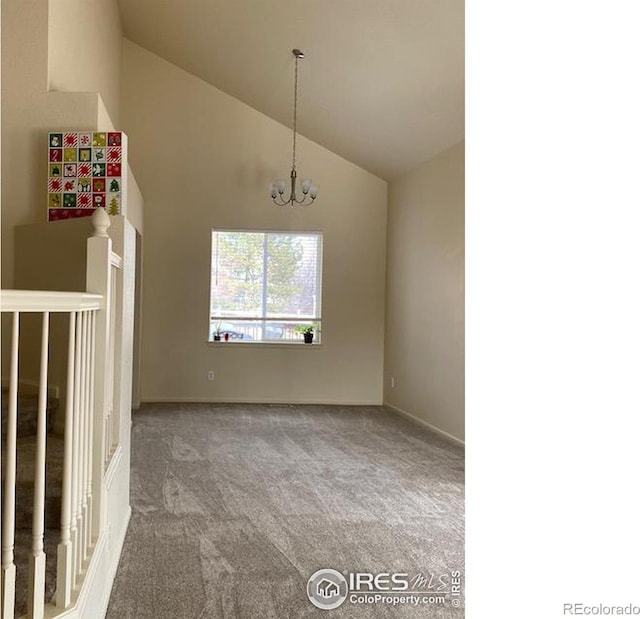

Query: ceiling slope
[[117, 0, 464, 180]]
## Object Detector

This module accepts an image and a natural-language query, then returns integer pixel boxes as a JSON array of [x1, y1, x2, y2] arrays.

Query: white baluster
[[71, 313, 81, 587], [104, 297, 111, 459], [56, 312, 76, 608], [80, 312, 88, 565], [1, 313, 19, 619], [109, 266, 117, 455], [28, 312, 49, 619], [83, 311, 91, 559], [86, 311, 95, 545], [76, 312, 86, 575]]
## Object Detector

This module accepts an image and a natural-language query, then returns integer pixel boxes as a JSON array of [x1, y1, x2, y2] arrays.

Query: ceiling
[[117, 0, 464, 181]]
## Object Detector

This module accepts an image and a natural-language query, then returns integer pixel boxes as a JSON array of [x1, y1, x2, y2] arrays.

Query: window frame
[[208, 228, 324, 345]]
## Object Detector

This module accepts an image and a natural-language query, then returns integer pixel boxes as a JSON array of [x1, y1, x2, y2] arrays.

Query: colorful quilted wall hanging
[[48, 131, 127, 222]]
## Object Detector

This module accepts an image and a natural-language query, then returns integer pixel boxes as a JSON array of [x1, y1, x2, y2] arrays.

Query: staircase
[[2, 210, 136, 619], [1, 391, 62, 616]]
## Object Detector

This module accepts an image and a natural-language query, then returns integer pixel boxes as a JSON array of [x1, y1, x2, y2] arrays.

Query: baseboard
[[384, 402, 465, 446], [47, 506, 131, 619], [48, 531, 108, 619], [141, 397, 383, 406], [96, 505, 132, 619], [1, 376, 60, 399]]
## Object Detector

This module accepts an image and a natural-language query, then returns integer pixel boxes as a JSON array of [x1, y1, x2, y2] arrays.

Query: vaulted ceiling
[[117, 0, 464, 181]]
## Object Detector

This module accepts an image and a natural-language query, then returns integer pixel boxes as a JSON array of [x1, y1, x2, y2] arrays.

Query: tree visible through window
[[210, 230, 322, 342]]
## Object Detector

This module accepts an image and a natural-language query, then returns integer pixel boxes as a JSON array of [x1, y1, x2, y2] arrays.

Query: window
[[210, 230, 323, 343]]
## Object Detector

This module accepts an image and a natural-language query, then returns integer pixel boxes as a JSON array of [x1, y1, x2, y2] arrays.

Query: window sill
[[207, 340, 322, 348]]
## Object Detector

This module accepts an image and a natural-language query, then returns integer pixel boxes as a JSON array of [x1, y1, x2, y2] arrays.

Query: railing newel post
[[86, 208, 112, 539]]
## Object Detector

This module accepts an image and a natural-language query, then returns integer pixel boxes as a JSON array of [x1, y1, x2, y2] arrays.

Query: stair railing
[[1, 208, 122, 619]]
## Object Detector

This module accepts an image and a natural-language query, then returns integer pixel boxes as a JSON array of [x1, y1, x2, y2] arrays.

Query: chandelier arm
[[292, 194, 314, 205]]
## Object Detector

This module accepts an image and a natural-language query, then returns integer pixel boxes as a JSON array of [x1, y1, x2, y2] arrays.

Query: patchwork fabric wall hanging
[[48, 131, 127, 222]]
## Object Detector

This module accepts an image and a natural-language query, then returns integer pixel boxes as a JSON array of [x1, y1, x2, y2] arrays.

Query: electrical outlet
[[207, 371, 215, 381], [391, 376, 395, 388]]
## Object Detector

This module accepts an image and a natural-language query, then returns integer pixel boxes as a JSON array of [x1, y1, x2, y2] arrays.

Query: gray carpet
[[107, 404, 465, 618]]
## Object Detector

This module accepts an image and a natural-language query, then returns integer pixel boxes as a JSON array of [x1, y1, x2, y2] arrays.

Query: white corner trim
[[384, 402, 465, 446], [104, 445, 124, 490]]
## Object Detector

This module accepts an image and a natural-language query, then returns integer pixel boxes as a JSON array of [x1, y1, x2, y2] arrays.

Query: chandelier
[[270, 49, 318, 207]]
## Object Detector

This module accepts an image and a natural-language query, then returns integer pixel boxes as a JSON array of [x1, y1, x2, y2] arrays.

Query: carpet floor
[[106, 404, 465, 618]]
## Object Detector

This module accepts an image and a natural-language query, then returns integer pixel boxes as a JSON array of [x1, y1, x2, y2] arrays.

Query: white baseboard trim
[[96, 505, 132, 619], [48, 532, 108, 619], [141, 397, 383, 406], [384, 402, 465, 447], [46, 506, 131, 618], [1, 376, 60, 399]]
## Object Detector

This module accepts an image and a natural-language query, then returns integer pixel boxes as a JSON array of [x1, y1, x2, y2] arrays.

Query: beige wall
[[1, 0, 126, 288], [1, 1, 141, 390], [121, 40, 388, 404], [384, 142, 465, 442], [1, 0, 100, 287], [48, 0, 122, 126]]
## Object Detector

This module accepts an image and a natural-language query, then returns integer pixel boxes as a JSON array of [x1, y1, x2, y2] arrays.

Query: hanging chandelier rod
[[270, 48, 318, 207], [291, 48, 302, 172]]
